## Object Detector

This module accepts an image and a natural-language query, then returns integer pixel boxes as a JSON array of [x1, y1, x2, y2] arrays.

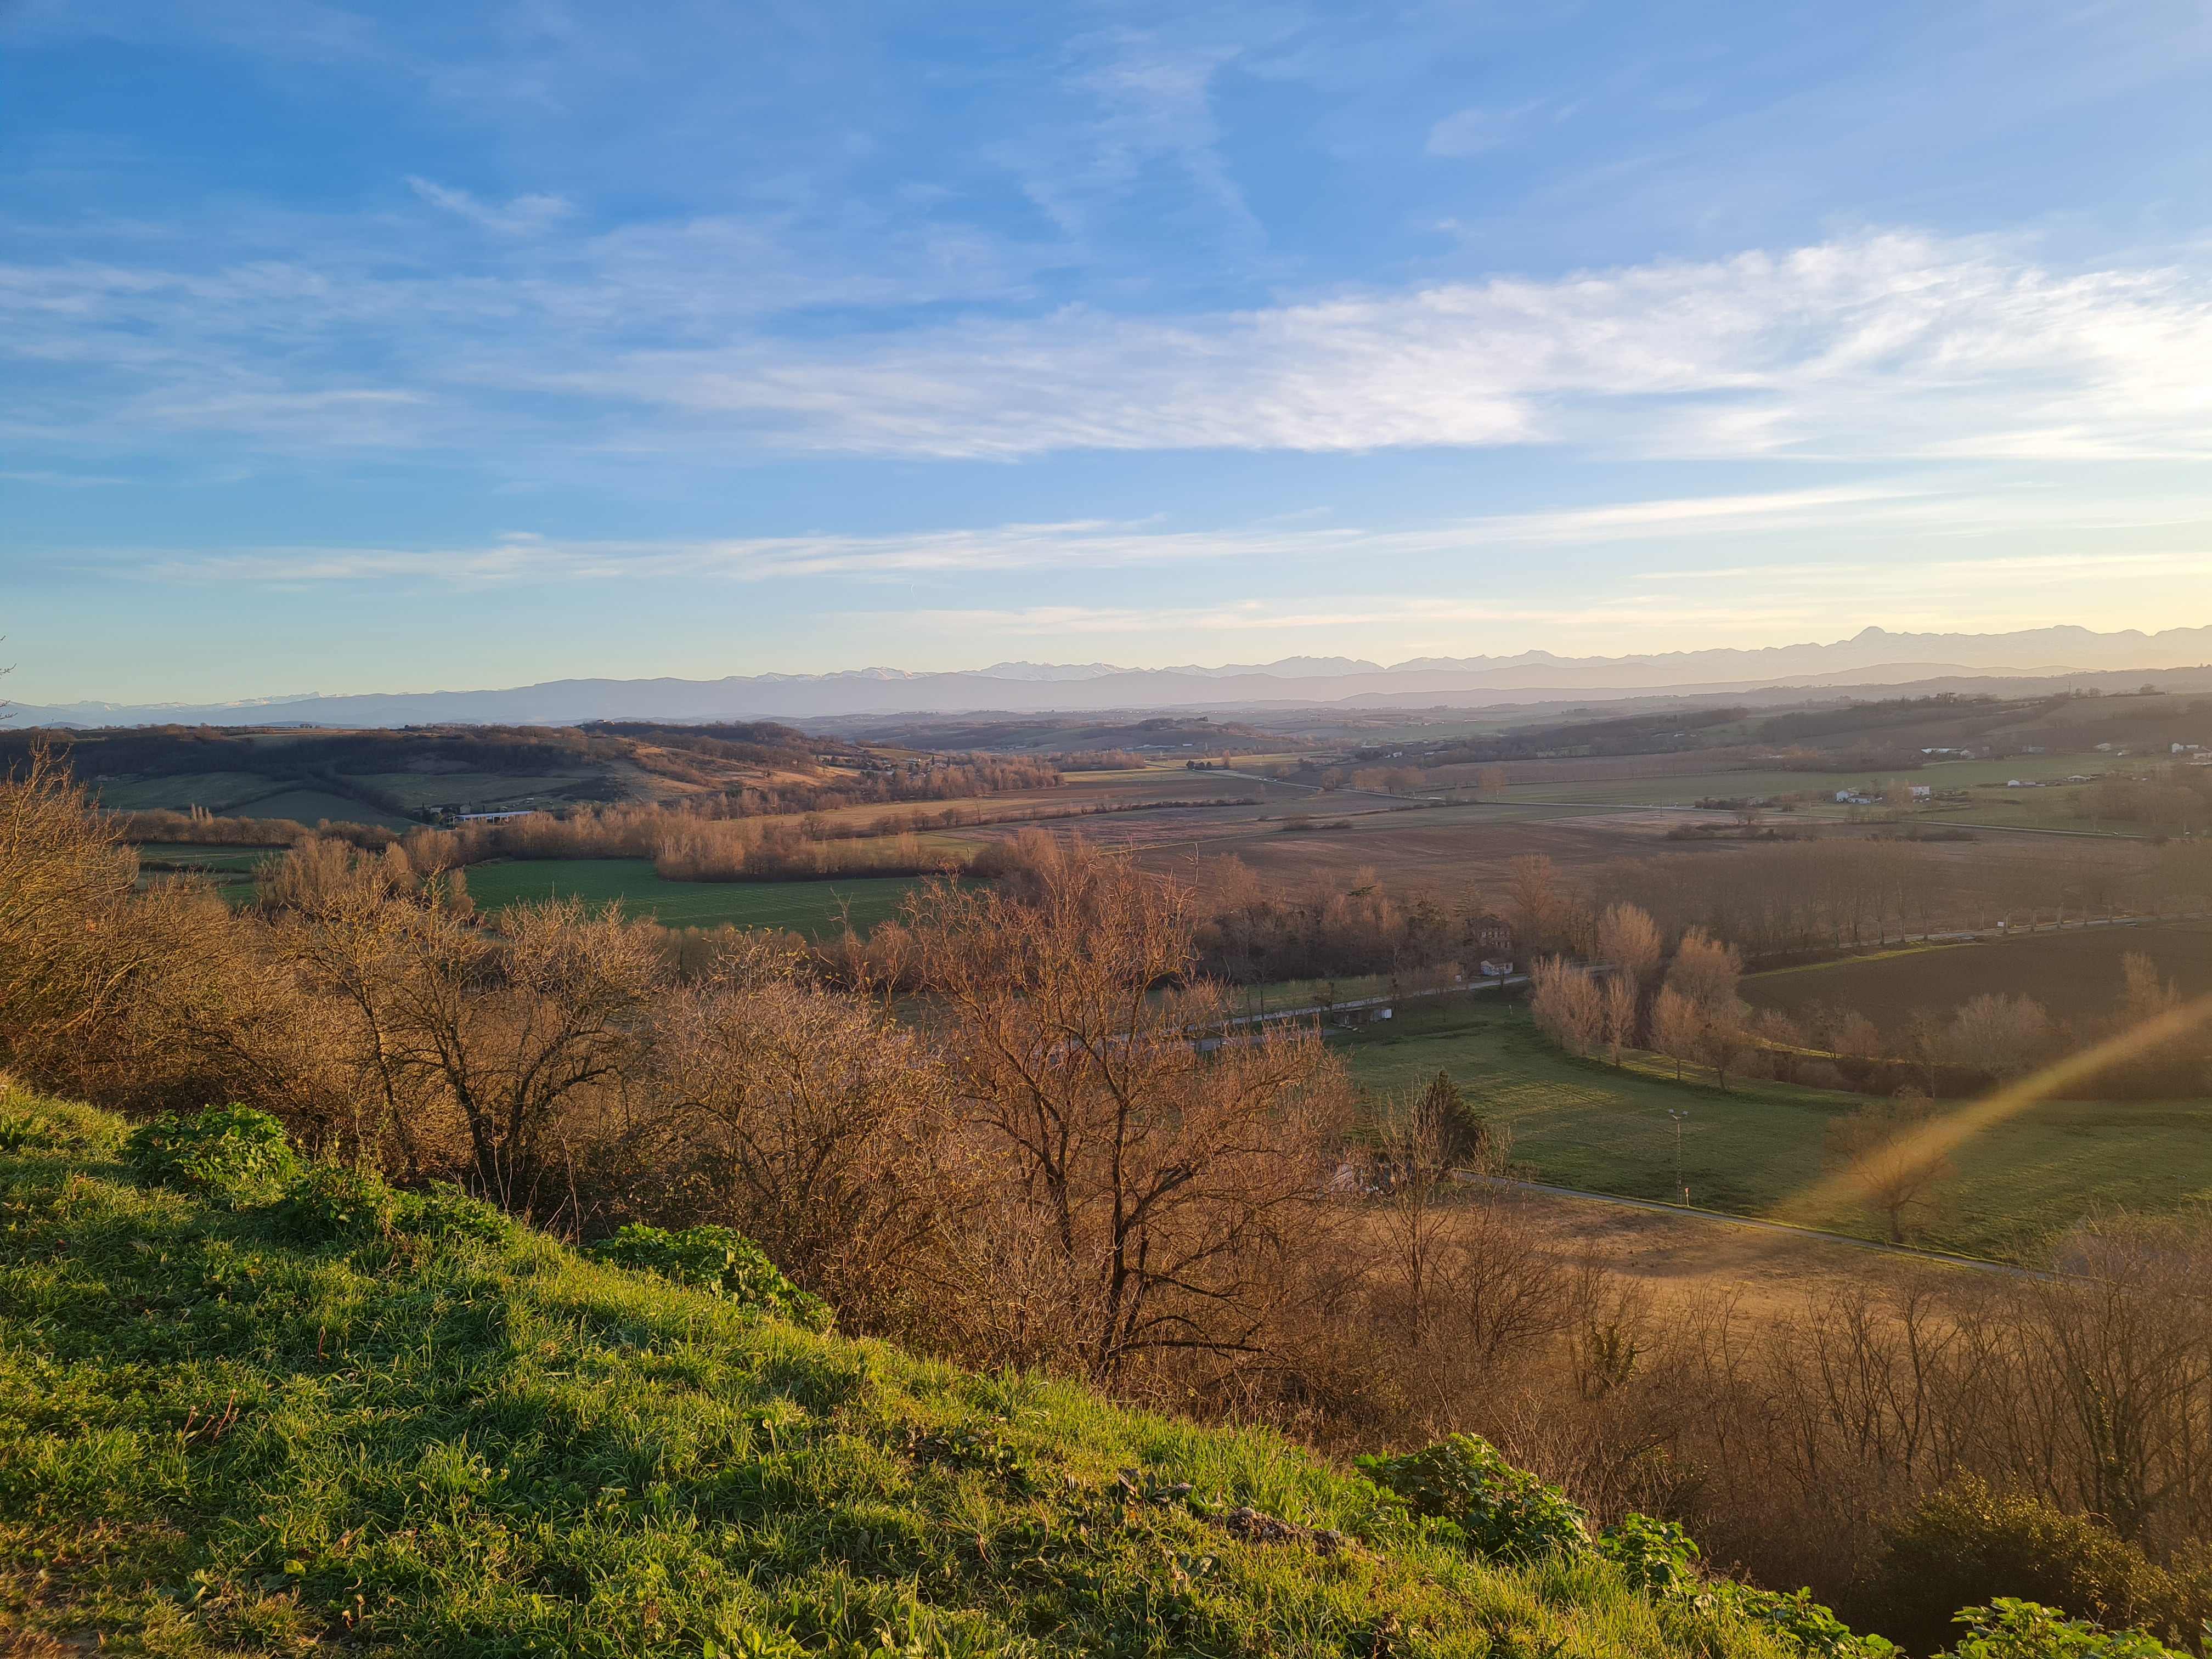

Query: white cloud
[[628, 233, 2212, 460], [110, 478, 2212, 597], [1425, 103, 1539, 157], [405, 177, 573, 234], [7, 225, 2211, 462]]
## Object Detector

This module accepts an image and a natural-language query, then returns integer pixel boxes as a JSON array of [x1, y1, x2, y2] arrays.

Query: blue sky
[[4, 0, 2210, 704]]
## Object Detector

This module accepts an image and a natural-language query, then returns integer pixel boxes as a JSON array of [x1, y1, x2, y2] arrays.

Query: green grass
[[130, 845, 275, 874], [461, 860, 941, 937], [0, 1090, 1796, 1658], [91, 772, 296, 814], [1341, 1000, 2212, 1259], [344, 770, 608, 811], [227, 789, 419, 831]]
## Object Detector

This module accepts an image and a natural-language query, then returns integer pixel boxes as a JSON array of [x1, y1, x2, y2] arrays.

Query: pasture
[[345, 769, 605, 811], [223, 788, 419, 830], [1340, 997, 2212, 1260], [458, 857, 936, 935], [1740, 917, 2212, 1030], [91, 770, 294, 814]]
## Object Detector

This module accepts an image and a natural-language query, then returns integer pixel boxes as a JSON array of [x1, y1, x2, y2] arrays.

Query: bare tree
[[1824, 1091, 1956, 1243], [1510, 853, 1566, 950], [1947, 992, 2051, 1081], [1664, 927, 1742, 1013], [1650, 986, 1705, 1082], [1374, 1085, 1459, 1344], [1600, 973, 1639, 1065], [383, 896, 663, 1223], [1, 748, 146, 1056], [910, 842, 1351, 1381], [648, 965, 958, 1318], [1596, 902, 1662, 1001], [1529, 956, 1603, 1056]]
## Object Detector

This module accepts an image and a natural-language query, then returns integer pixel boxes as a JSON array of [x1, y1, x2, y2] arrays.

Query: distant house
[[1910, 785, 1932, 799], [1467, 915, 1513, 953], [1478, 958, 1515, 978], [454, 809, 540, 823]]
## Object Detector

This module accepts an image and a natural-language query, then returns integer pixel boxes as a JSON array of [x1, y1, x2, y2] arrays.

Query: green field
[[91, 770, 294, 813], [461, 858, 938, 935], [131, 843, 275, 874], [346, 769, 606, 810], [1341, 998, 2212, 1259], [225, 788, 418, 830]]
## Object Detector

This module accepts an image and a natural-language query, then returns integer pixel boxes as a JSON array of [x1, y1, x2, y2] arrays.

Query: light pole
[[1667, 1109, 1689, 1204]]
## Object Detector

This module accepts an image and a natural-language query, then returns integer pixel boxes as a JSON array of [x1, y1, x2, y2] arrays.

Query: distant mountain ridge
[[15, 624, 2212, 729]]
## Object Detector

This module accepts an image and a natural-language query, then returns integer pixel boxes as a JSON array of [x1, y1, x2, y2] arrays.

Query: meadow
[[343, 768, 606, 810], [1340, 997, 2212, 1260], [89, 769, 295, 814], [458, 857, 938, 935]]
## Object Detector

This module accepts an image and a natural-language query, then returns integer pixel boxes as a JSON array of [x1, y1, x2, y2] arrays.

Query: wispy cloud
[[7, 227, 2209, 462], [104, 478, 2212, 595], [405, 177, 573, 235]]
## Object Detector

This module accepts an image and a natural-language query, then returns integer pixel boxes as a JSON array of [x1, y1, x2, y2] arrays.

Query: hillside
[[0, 1092, 1815, 1658], [0, 722, 854, 828]]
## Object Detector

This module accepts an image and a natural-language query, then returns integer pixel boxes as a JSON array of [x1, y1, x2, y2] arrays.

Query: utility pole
[[1667, 1109, 1690, 1204]]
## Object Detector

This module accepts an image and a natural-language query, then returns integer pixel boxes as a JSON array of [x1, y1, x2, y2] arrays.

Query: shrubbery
[[584, 1222, 833, 1330], [270, 1161, 400, 1243], [1942, 1598, 2187, 1658], [1357, 1432, 1590, 1560], [1863, 1479, 2209, 1654], [123, 1103, 300, 1204]]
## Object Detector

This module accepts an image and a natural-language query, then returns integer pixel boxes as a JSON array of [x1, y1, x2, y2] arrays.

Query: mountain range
[[14, 625, 2212, 729]]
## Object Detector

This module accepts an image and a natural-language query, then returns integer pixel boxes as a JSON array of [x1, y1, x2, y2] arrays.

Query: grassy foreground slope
[[0, 1093, 1792, 1659]]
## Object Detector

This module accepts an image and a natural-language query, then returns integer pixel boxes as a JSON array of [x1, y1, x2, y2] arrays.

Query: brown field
[[1741, 916, 2212, 1028], [1502, 1184, 1967, 1323]]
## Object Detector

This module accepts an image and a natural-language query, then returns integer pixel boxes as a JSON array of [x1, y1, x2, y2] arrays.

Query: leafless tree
[[381, 896, 663, 1223], [910, 842, 1351, 1381], [1824, 1091, 1957, 1243]]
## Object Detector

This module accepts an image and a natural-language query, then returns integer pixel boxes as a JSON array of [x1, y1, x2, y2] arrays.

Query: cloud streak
[[7, 225, 2210, 463], [105, 477, 2212, 594]]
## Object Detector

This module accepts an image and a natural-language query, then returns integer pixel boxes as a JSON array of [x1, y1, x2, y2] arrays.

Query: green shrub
[[1863, 1479, 2185, 1652], [270, 1163, 398, 1243], [1716, 1585, 1898, 1658], [1599, 1512, 1702, 1596], [122, 1104, 300, 1204], [1356, 1434, 1590, 1561], [1937, 1598, 2183, 1658], [392, 1181, 514, 1242], [584, 1223, 832, 1330]]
